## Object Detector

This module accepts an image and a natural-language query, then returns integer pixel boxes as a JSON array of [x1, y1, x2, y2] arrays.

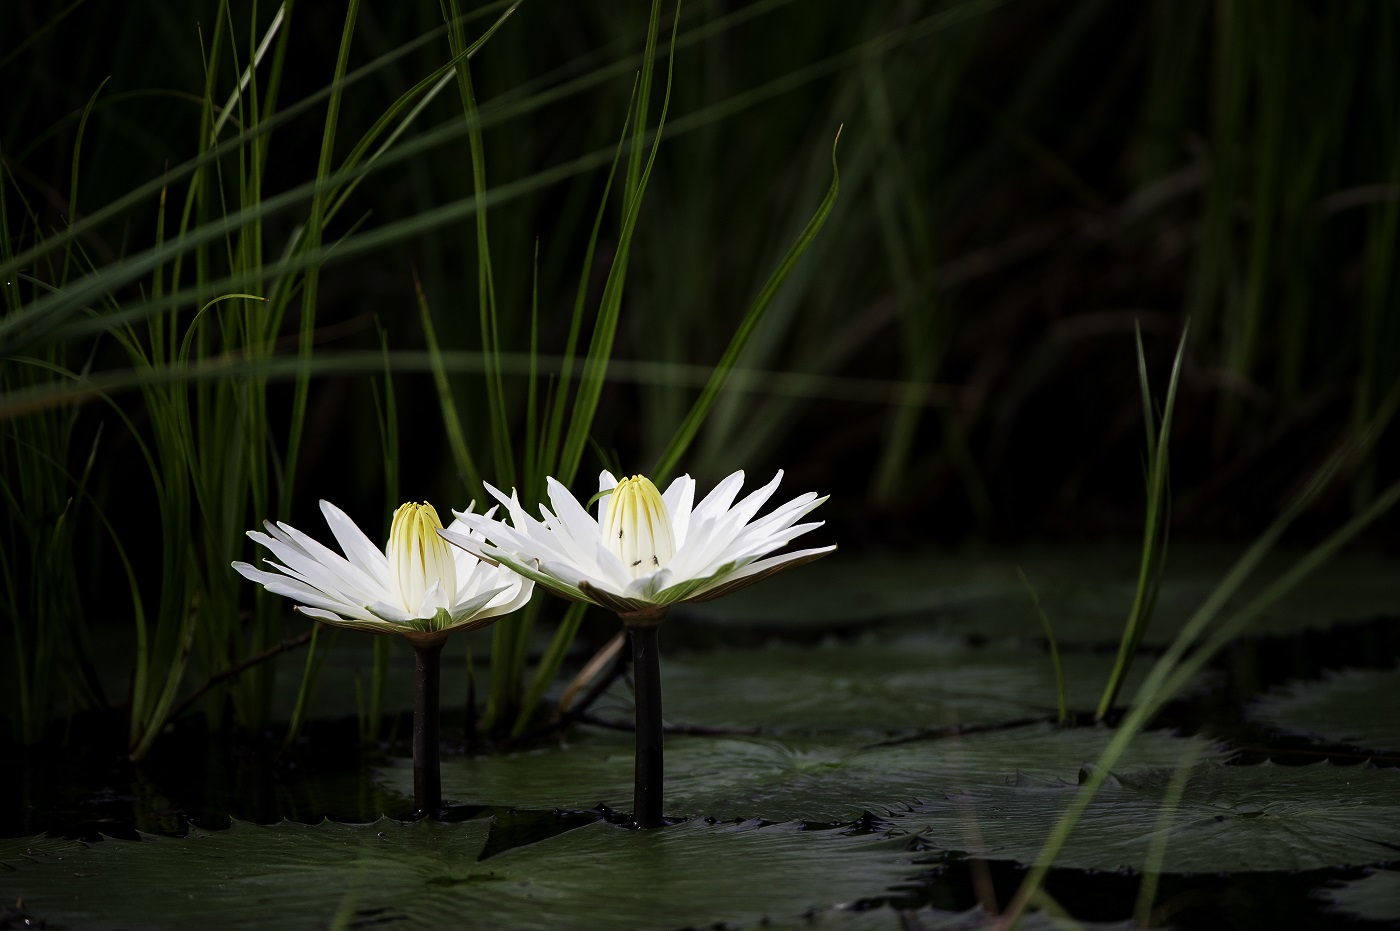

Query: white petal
[[367, 600, 417, 623], [253, 522, 384, 604], [417, 579, 451, 617], [537, 502, 600, 571], [447, 584, 511, 623], [248, 532, 368, 604], [689, 544, 837, 597], [625, 566, 673, 602], [276, 518, 386, 594], [661, 474, 695, 547], [478, 571, 534, 618], [318, 500, 389, 583], [726, 470, 786, 528], [689, 469, 745, 524], [295, 606, 402, 635], [699, 470, 786, 554], [235, 563, 377, 621], [294, 605, 356, 624], [547, 477, 603, 550], [439, 526, 491, 560], [597, 470, 619, 521]]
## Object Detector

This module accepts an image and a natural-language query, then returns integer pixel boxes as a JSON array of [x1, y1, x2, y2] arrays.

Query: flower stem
[[629, 623, 664, 828], [412, 639, 446, 818]]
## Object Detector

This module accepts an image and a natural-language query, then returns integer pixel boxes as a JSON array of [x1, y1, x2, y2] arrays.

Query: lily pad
[[1247, 667, 1400, 754], [896, 761, 1400, 873], [0, 834, 83, 868], [677, 545, 1400, 645], [0, 817, 919, 931], [784, 905, 1144, 930], [377, 724, 1223, 823], [593, 633, 1206, 736], [1316, 868, 1400, 923]]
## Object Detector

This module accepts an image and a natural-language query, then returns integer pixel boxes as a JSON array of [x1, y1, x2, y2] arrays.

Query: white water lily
[[233, 500, 533, 642], [439, 470, 834, 619]]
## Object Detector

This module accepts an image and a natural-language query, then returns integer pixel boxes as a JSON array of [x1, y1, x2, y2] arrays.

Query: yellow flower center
[[387, 502, 456, 612], [602, 475, 675, 579]]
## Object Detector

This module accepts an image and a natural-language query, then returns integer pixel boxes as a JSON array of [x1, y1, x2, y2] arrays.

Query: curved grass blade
[[650, 126, 842, 484]]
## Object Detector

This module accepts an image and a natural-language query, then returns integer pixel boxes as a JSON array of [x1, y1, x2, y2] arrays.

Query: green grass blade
[[279, 0, 360, 517], [510, 601, 588, 737], [414, 272, 485, 499], [1095, 323, 1187, 719], [445, 0, 518, 488], [558, 1, 682, 485], [1017, 567, 1066, 725], [651, 127, 842, 484]]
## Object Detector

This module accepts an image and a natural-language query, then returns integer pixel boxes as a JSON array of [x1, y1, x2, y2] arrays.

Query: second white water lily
[[439, 470, 834, 617]]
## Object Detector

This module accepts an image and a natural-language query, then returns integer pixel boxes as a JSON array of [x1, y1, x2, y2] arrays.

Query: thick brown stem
[[412, 639, 446, 818], [629, 624, 664, 829]]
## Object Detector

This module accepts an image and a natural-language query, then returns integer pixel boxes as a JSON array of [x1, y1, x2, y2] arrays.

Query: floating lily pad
[[0, 834, 83, 868], [0, 817, 919, 931], [677, 545, 1400, 645], [785, 905, 1144, 930], [896, 761, 1400, 873], [1316, 868, 1400, 923], [592, 633, 1207, 736], [1248, 667, 1400, 754], [377, 724, 1223, 824]]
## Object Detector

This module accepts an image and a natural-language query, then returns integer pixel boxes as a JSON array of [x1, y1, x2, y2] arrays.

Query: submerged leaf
[[677, 546, 1400, 644], [0, 834, 84, 868], [1, 817, 916, 931], [896, 761, 1400, 873], [1248, 667, 1400, 754], [592, 633, 1207, 736], [376, 724, 1221, 824], [784, 904, 1147, 930]]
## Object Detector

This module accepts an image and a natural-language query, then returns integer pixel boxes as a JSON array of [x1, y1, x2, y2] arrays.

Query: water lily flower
[[439, 469, 833, 829], [233, 500, 533, 644], [233, 499, 535, 818], [438, 470, 834, 623]]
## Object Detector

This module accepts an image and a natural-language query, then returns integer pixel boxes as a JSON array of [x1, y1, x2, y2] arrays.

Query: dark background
[[4, 0, 1399, 615]]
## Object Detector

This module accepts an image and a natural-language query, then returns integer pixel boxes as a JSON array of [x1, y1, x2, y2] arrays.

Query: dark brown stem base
[[629, 624, 665, 829], [412, 640, 446, 819]]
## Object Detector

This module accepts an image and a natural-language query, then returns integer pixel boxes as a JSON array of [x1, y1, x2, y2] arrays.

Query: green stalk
[[412, 639, 447, 817], [628, 622, 665, 829]]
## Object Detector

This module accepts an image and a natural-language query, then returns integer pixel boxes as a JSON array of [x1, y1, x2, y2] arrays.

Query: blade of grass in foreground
[[1096, 322, 1185, 719], [1002, 380, 1400, 927]]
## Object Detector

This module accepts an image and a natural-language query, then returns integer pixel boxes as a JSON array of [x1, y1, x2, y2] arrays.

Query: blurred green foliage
[[3, 0, 1398, 747]]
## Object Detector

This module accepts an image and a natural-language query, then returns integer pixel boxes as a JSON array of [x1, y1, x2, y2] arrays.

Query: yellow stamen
[[388, 502, 456, 612], [602, 475, 675, 579]]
